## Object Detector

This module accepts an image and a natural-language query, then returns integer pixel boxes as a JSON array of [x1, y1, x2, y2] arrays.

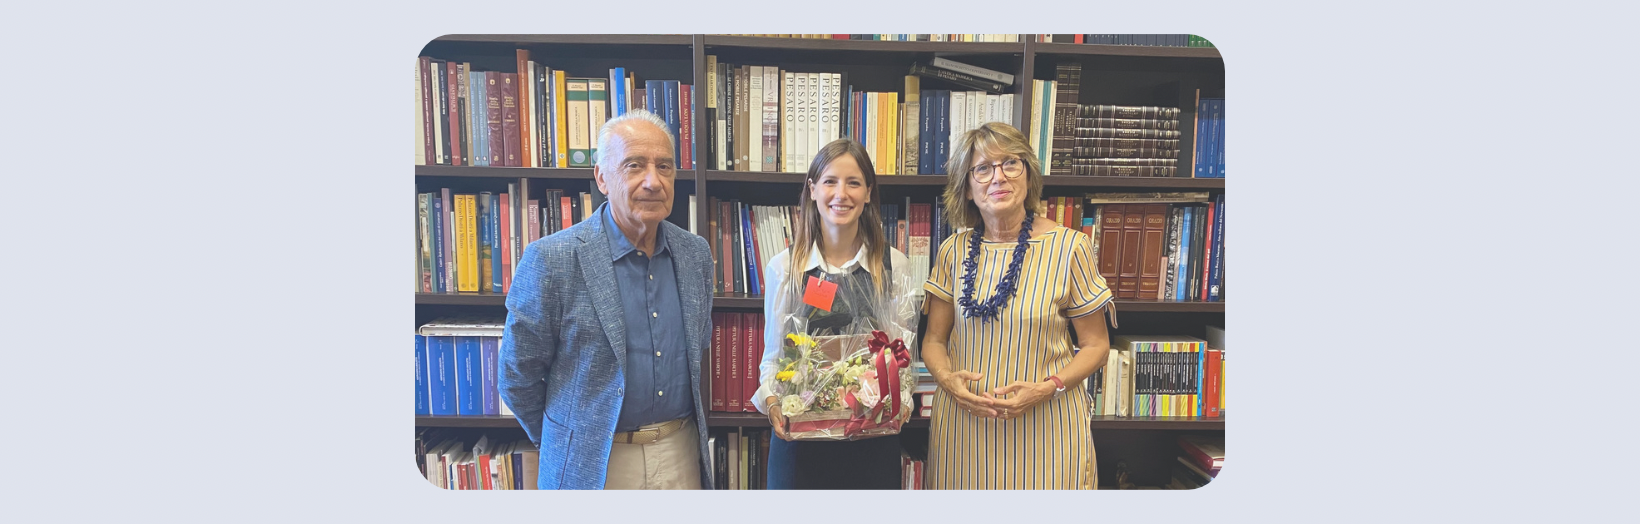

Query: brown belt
[[612, 417, 687, 445]]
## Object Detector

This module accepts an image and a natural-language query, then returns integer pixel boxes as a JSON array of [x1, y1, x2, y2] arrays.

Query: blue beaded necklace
[[958, 211, 1034, 323]]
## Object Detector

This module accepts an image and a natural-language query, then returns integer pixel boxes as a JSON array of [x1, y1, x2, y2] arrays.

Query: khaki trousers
[[604, 418, 702, 490]]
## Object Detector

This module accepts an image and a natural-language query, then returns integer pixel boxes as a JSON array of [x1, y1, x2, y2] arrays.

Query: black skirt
[[765, 434, 904, 490]]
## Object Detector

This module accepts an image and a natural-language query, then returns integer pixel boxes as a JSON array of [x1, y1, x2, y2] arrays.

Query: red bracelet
[[1046, 375, 1066, 392]]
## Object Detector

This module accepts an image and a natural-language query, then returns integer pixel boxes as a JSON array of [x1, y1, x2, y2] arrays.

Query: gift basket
[[764, 262, 920, 441]]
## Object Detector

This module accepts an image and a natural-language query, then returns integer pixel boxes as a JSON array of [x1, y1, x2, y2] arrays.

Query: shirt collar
[[801, 241, 874, 275], [600, 201, 667, 261]]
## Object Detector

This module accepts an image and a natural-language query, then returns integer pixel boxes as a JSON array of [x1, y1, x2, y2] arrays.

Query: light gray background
[[2, 0, 1632, 521]]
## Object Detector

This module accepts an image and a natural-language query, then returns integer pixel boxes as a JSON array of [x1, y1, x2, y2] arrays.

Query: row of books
[[1087, 195, 1226, 302], [414, 51, 696, 169], [902, 453, 928, 490], [1031, 35, 1215, 47], [414, 183, 602, 294], [721, 34, 1024, 43], [703, 57, 1020, 176], [710, 312, 764, 412], [1193, 97, 1226, 178], [414, 320, 511, 416], [1086, 330, 1227, 418], [709, 428, 770, 490], [418, 431, 539, 490]]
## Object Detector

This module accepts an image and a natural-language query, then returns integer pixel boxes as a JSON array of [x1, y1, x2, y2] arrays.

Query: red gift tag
[[803, 275, 838, 312]]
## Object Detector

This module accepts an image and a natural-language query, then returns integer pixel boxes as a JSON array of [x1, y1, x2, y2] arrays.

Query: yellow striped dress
[[922, 226, 1113, 490]]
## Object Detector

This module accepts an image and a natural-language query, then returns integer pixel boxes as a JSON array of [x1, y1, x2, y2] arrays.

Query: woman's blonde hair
[[784, 139, 890, 298], [940, 122, 1045, 230]]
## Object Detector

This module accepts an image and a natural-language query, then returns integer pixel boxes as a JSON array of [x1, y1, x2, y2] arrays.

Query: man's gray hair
[[596, 109, 675, 168]]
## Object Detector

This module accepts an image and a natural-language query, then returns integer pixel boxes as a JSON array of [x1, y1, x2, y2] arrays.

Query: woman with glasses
[[921, 122, 1116, 489], [751, 138, 916, 489]]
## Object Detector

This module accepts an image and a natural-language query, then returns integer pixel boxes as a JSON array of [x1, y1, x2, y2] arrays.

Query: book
[[930, 56, 1014, 84], [566, 78, 591, 167], [588, 78, 609, 165], [908, 63, 1007, 93]]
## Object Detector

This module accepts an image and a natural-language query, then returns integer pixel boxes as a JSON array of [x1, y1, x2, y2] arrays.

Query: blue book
[[428, 336, 457, 415], [741, 203, 760, 295], [645, 80, 664, 117], [919, 90, 934, 175], [456, 336, 482, 415], [430, 195, 446, 293], [663, 80, 682, 165], [1208, 99, 1224, 178], [1176, 206, 1193, 301], [933, 91, 950, 175], [1215, 99, 1226, 178], [610, 67, 627, 118], [1200, 97, 1213, 178], [469, 71, 488, 166], [480, 336, 500, 416], [490, 193, 503, 293], [415, 334, 430, 415], [1208, 195, 1224, 301]]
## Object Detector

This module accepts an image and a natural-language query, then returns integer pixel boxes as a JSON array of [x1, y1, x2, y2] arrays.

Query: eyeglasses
[[969, 158, 1025, 184]]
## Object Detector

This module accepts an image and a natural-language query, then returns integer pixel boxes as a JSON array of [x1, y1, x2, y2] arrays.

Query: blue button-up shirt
[[601, 203, 693, 431]]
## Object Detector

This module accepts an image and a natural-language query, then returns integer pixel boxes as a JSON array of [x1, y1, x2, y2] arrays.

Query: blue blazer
[[500, 209, 715, 489]]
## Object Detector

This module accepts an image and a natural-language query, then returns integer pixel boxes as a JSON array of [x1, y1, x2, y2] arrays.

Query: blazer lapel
[[669, 223, 704, 370], [577, 220, 627, 372]]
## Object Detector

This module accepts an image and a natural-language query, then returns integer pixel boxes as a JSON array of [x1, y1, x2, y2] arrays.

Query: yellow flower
[[786, 333, 816, 347], [776, 370, 795, 382]]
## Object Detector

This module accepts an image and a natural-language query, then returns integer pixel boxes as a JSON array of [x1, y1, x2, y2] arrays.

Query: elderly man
[[500, 110, 715, 490]]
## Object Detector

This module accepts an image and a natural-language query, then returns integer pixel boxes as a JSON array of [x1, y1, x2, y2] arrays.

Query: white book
[[794, 73, 808, 171], [783, 72, 796, 173], [689, 194, 697, 235], [1002, 94, 1014, 126], [431, 62, 445, 164], [808, 72, 822, 166], [415, 59, 426, 165], [1043, 80, 1057, 169], [748, 66, 763, 172], [763, 67, 780, 171], [1027, 80, 1042, 160], [930, 56, 1014, 85], [828, 73, 842, 146], [967, 91, 980, 136], [525, 62, 538, 167], [949, 91, 966, 153]]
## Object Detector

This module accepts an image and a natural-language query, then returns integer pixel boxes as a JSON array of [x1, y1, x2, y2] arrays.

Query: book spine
[[664, 80, 682, 168], [515, 51, 533, 168], [460, 194, 479, 292], [712, 313, 726, 411], [908, 64, 1006, 93], [763, 68, 779, 171], [455, 336, 480, 415], [537, 66, 552, 167], [477, 192, 493, 291], [440, 188, 455, 292], [1076, 117, 1179, 130], [589, 79, 609, 166], [1209, 194, 1224, 301], [929, 56, 1014, 84], [554, 71, 569, 167], [428, 337, 456, 415], [680, 84, 693, 170], [415, 335, 430, 415], [742, 312, 757, 412], [418, 58, 434, 164], [611, 67, 627, 118], [500, 75, 520, 167], [498, 195, 511, 293], [726, 313, 742, 411], [447, 61, 464, 166], [418, 194, 434, 293], [481, 336, 500, 416], [1097, 204, 1123, 296], [490, 194, 503, 293], [567, 79, 591, 167]]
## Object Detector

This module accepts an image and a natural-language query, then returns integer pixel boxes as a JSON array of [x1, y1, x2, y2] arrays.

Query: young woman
[[750, 138, 916, 489]]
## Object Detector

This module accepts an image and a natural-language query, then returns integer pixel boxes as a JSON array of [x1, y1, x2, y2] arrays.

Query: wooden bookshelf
[[416, 34, 1225, 489]]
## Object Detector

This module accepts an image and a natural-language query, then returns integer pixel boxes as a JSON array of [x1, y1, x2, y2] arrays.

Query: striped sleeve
[[1062, 230, 1113, 318], [922, 230, 961, 306]]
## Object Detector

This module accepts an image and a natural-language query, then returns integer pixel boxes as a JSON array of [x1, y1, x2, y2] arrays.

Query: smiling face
[[594, 121, 675, 228], [809, 153, 871, 230], [965, 147, 1027, 221]]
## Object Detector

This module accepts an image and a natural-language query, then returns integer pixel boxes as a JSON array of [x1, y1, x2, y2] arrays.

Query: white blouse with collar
[[749, 243, 916, 414]]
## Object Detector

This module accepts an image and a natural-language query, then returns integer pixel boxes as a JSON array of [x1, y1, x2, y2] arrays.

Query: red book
[[478, 452, 493, 490], [500, 75, 520, 167], [1177, 435, 1224, 473], [742, 312, 757, 412], [726, 313, 742, 411], [711, 313, 726, 411], [559, 196, 572, 231], [1117, 203, 1144, 299], [526, 200, 540, 244], [1097, 204, 1125, 295], [515, 49, 534, 168], [680, 84, 693, 169], [1137, 203, 1168, 300], [498, 195, 511, 293], [445, 62, 463, 166]]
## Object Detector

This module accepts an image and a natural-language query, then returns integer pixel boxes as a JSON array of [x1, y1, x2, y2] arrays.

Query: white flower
[[781, 395, 807, 416]]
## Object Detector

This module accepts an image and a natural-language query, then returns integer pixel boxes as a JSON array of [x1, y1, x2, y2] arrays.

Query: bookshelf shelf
[[423, 293, 1226, 313], [415, 293, 505, 306], [1033, 42, 1221, 59], [434, 34, 693, 46], [703, 35, 1023, 54], [414, 165, 596, 180], [1090, 416, 1224, 430], [416, 415, 522, 428]]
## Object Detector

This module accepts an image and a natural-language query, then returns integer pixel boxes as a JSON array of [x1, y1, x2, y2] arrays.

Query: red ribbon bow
[[846, 330, 910, 435]]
